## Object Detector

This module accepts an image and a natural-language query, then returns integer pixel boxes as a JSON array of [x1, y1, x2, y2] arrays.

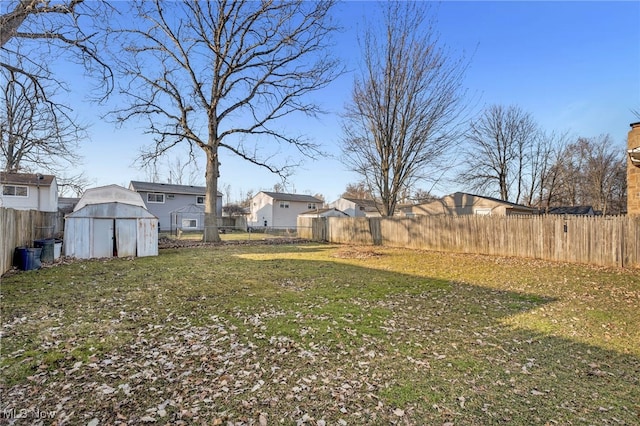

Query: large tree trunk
[[204, 149, 221, 243]]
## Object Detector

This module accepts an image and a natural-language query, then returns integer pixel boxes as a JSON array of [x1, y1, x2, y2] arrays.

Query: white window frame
[[307, 203, 317, 210], [279, 201, 290, 208], [474, 208, 492, 216], [182, 218, 197, 228], [2, 185, 28, 197], [147, 193, 165, 203], [196, 196, 205, 205]]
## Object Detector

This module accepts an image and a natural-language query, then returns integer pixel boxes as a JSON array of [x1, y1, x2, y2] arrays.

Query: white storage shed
[[63, 185, 158, 259]]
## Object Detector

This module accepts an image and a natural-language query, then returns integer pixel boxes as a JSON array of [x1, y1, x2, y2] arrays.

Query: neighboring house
[[405, 192, 538, 216], [64, 184, 158, 259], [298, 207, 349, 218], [129, 181, 223, 232], [0, 172, 58, 212], [249, 191, 323, 228], [329, 197, 381, 217], [58, 197, 80, 215], [545, 206, 596, 216]]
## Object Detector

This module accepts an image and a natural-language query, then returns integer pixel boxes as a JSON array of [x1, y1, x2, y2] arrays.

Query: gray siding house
[[129, 181, 222, 232]]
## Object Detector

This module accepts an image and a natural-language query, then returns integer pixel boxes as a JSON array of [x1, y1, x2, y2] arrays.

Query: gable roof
[[299, 207, 349, 216], [0, 172, 55, 186], [259, 191, 322, 203], [129, 181, 222, 197], [412, 192, 537, 211]]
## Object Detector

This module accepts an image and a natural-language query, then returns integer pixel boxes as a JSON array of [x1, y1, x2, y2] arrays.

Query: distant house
[[0, 172, 58, 212], [545, 206, 596, 216], [298, 207, 349, 218], [129, 181, 223, 232], [64, 185, 158, 259], [58, 197, 80, 215], [249, 191, 323, 228], [405, 192, 538, 216], [329, 197, 381, 217]]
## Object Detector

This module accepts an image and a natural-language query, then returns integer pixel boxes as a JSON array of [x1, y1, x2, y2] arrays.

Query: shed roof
[[259, 191, 322, 203], [75, 184, 146, 211], [67, 202, 157, 219], [130, 181, 222, 197], [0, 172, 55, 186]]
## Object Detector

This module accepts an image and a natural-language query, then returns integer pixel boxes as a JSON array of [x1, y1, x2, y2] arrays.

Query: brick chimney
[[628, 122, 640, 215]]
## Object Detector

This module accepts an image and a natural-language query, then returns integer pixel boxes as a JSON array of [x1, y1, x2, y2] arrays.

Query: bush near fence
[[1, 208, 61, 275], [299, 215, 640, 268]]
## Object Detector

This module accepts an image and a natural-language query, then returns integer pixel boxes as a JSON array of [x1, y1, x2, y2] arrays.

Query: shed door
[[116, 219, 137, 257], [92, 219, 114, 258], [137, 219, 158, 257]]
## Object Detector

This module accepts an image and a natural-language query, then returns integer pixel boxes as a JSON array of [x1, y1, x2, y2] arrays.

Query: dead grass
[[1, 243, 639, 425]]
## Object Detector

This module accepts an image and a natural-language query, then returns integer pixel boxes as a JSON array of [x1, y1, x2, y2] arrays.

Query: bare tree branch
[[341, 1, 469, 216], [458, 104, 538, 204], [109, 0, 342, 241], [1, 67, 87, 176]]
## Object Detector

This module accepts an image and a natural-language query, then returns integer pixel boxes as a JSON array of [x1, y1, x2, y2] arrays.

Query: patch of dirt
[[331, 246, 385, 260]]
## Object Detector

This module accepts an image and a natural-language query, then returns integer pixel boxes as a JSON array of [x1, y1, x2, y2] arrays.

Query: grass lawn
[[1, 243, 639, 425]]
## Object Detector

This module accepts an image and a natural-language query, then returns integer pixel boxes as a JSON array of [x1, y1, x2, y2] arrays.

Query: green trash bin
[[34, 239, 55, 263]]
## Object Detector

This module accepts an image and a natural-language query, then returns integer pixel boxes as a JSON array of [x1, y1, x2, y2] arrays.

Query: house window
[[2, 185, 28, 197], [474, 208, 492, 216], [166, 194, 175, 200], [147, 193, 165, 203], [279, 201, 289, 208], [182, 219, 197, 228], [307, 203, 317, 209], [196, 196, 205, 204]]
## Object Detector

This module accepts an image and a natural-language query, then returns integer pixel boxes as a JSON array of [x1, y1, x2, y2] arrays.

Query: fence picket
[[301, 215, 640, 269]]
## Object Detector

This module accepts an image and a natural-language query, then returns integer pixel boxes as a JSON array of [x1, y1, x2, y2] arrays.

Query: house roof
[[546, 206, 595, 215], [412, 192, 537, 211], [259, 191, 322, 203], [0, 172, 55, 186], [299, 207, 349, 216], [129, 181, 222, 197]]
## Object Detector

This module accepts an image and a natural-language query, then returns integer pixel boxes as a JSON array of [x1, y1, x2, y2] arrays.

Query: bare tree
[[1, 68, 86, 174], [1, 0, 113, 100], [342, 181, 374, 200], [458, 104, 538, 203], [524, 130, 569, 209], [110, 0, 341, 242], [341, 1, 468, 216], [547, 135, 626, 214]]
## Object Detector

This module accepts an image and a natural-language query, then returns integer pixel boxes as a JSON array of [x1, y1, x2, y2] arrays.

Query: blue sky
[[65, 1, 639, 202]]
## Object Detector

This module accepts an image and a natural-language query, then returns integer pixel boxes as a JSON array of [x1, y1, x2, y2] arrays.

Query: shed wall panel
[[116, 219, 137, 257], [137, 218, 158, 257], [92, 219, 114, 258]]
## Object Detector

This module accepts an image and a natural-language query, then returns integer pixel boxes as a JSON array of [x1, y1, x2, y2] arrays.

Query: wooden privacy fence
[[298, 215, 640, 268], [1, 208, 60, 275]]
